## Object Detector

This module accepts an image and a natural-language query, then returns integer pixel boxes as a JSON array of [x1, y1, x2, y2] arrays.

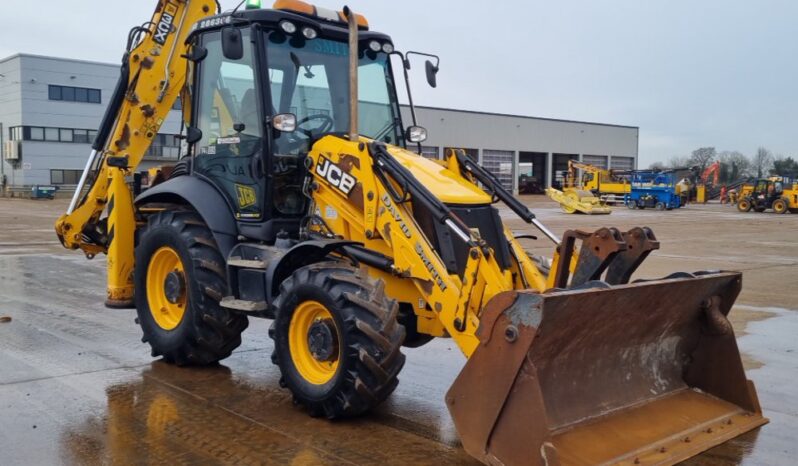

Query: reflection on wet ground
[[1, 198, 797, 465]]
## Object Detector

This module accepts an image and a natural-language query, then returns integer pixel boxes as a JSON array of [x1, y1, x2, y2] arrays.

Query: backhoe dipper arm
[[55, 0, 218, 306], [449, 149, 560, 244]]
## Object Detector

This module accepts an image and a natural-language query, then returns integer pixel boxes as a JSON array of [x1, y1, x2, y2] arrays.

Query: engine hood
[[385, 145, 493, 205]]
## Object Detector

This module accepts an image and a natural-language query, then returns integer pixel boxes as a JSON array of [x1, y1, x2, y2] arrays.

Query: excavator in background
[[545, 160, 612, 214], [697, 160, 720, 203], [54, 1, 766, 464]]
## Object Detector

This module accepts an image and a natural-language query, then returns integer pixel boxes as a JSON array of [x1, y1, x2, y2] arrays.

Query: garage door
[[611, 156, 635, 170], [482, 149, 514, 190], [583, 155, 608, 169]]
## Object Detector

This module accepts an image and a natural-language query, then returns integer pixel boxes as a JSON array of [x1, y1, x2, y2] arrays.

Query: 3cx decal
[[153, 3, 178, 45], [315, 155, 357, 195]]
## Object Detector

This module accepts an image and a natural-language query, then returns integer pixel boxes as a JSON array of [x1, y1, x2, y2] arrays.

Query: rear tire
[[773, 198, 788, 214], [655, 202, 665, 211], [737, 199, 752, 212], [626, 200, 637, 209], [270, 262, 406, 418], [134, 210, 248, 365]]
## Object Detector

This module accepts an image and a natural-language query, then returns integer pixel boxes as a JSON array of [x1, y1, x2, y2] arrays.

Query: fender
[[267, 239, 362, 301], [135, 176, 238, 256]]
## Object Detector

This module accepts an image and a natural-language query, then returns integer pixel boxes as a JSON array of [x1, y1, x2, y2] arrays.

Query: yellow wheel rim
[[289, 300, 340, 385], [146, 246, 187, 331]]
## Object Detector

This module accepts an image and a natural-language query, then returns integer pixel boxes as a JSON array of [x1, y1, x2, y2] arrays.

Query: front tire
[[737, 199, 752, 212], [773, 198, 788, 214], [134, 210, 248, 365], [270, 263, 406, 419]]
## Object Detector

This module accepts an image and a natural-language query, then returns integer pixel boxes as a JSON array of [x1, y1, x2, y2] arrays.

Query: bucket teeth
[[606, 227, 660, 285], [551, 226, 662, 288]]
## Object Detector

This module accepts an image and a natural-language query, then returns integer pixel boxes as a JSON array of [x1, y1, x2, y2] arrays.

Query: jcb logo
[[153, 4, 177, 45], [316, 155, 357, 195], [236, 184, 257, 208]]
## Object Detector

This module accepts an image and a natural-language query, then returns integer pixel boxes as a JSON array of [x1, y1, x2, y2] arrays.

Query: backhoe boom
[[55, 0, 217, 306]]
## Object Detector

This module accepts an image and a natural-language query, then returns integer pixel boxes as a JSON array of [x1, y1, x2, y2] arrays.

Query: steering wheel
[[296, 114, 335, 138]]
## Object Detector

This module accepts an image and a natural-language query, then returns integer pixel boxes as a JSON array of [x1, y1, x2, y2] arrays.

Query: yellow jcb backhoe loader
[[55, 1, 766, 464]]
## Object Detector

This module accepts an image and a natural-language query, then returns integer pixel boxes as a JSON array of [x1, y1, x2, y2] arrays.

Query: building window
[[88, 89, 101, 103], [48, 85, 102, 104], [45, 127, 60, 141], [8, 126, 24, 141], [48, 86, 61, 100], [60, 128, 73, 142], [73, 129, 88, 144], [145, 133, 183, 159], [50, 169, 82, 185], [11, 126, 100, 144]]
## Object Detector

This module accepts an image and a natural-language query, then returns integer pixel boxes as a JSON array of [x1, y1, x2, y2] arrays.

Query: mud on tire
[[270, 262, 406, 419], [134, 210, 248, 365]]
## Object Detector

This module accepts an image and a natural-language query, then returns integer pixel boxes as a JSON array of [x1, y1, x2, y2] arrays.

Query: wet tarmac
[[1, 198, 796, 465]]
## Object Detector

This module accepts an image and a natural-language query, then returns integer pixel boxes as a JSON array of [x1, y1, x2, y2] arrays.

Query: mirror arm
[[390, 51, 421, 155]]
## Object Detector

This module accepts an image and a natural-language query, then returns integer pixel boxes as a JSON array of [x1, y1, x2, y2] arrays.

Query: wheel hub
[[307, 319, 338, 362], [163, 270, 186, 304]]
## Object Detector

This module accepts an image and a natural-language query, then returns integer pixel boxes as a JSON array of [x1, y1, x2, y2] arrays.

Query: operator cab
[[183, 1, 430, 242]]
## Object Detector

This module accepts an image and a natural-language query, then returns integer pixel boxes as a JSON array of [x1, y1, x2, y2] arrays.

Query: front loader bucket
[[446, 271, 767, 466]]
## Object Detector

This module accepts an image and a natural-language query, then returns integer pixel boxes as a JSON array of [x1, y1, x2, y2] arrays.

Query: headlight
[[382, 43, 394, 54], [368, 40, 382, 52], [280, 21, 297, 34], [302, 27, 317, 39]]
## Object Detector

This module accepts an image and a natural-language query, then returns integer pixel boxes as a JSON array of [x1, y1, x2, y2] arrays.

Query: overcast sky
[[3, 0, 797, 167]]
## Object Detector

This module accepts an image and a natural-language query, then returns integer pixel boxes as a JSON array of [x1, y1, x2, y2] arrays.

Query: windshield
[[265, 31, 403, 154]]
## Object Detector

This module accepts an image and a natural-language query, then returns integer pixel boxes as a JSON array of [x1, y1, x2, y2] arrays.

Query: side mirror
[[221, 27, 244, 60], [272, 113, 297, 132], [425, 60, 438, 88], [405, 125, 427, 143]]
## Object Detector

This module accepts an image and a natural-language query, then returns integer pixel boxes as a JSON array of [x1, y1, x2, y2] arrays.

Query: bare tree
[[649, 161, 666, 170], [752, 147, 773, 178], [689, 147, 717, 173], [668, 155, 691, 168]]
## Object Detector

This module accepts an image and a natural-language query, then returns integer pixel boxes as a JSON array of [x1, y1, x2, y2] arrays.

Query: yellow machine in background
[[576, 160, 631, 202], [546, 160, 613, 214], [545, 186, 611, 214], [54, 1, 766, 464]]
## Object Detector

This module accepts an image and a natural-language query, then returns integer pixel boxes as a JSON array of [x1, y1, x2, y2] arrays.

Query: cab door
[[191, 29, 265, 220]]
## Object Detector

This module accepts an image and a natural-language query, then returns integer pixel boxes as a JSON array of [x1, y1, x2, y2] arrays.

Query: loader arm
[[54, 0, 218, 306]]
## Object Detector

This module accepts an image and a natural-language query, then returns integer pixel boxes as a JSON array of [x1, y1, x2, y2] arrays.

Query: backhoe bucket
[[446, 271, 767, 466]]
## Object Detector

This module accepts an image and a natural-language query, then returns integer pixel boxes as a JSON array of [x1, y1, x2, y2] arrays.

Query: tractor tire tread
[[270, 262, 405, 419], [135, 210, 248, 366]]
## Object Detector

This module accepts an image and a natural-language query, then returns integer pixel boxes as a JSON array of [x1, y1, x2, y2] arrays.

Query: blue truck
[[625, 170, 682, 210]]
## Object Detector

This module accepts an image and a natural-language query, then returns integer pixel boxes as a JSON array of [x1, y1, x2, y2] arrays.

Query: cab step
[[220, 297, 268, 313], [227, 258, 268, 269]]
